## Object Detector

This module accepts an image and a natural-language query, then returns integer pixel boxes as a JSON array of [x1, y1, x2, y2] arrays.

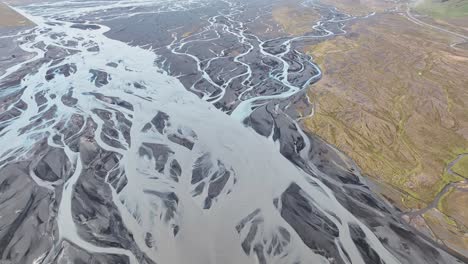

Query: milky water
[[0, 1, 461, 264]]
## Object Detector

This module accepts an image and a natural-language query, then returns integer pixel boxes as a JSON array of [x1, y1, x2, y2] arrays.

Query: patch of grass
[[422, 208, 468, 254], [437, 186, 454, 212], [272, 2, 320, 36], [0, 2, 34, 27], [301, 2, 468, 256], [438, 186, 468, 227], [415, 0, 468, 19], [451, 155, 468, 177], [318, 0, 386, 16], [304, 13, 468, 208]]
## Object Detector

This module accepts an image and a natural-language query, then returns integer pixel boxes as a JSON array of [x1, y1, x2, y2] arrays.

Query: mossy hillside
[[304, 14, 468, 208], [415, 0, 468, 19]]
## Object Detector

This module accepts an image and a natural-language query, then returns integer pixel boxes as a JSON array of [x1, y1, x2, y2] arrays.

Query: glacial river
[[0, 0, 463, 264]]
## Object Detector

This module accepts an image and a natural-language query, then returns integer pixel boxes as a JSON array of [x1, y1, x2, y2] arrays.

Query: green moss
[[272, 4, 321, 36], [416, 168, 463, 204], [437, 190, 460, 227], [423, 211, 439, 228], [443, 214, 458, 227], [451, 155, 468, 178], [415, 0, 468, 19], [304, 16, 468, 216], [402, 194, 428, 209], [438, 186, 454, 212]]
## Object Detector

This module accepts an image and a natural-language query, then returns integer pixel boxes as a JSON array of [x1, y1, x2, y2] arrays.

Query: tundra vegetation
[[274, 0, 468, 256], [0, 2, 33, 27]]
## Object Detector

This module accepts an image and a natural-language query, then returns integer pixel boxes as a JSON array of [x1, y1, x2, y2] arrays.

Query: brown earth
[[272, 0, 468, 256], [300, 11, 468, 257], [319, 0, 396, 16], [271, 0, 321, 36], [0, 2, 33, 27]]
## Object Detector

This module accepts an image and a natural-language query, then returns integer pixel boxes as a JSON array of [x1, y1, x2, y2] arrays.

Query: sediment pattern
[[0, 0, 464, 263]]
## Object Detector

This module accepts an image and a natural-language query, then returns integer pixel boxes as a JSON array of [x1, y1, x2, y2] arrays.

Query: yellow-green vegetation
[[0, 2, 33, 27], [271, 0, 468, 254], [438, 186, 468, 229], [423, 208, 468, 254], [414, 0, 468, 19], [413, 0, 468, 35], [300, 10, 468, 255], [272, 1, 320, 36], [319, 0, 394, 16], [304, 13, 468, 206], [452, 155, 468, 177]]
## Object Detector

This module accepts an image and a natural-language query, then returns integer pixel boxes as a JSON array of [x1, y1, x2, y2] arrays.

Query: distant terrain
[[415, 0, 468, 19], [272, 0, 468, 256], [0, 0, 466, 263], [0, 2, 34, 77], [0, 2, 32, 27]]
